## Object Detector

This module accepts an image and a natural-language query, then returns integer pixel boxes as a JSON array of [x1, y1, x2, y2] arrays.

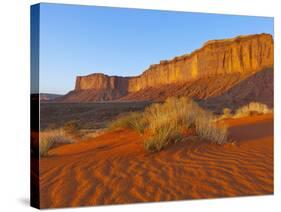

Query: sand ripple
[[39, 114, 273, 208]]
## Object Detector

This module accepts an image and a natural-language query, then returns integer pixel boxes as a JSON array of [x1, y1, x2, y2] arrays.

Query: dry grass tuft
[[39, 129, 74, 157], [109, 97, 228, 152], [107, 112, 146, 134], [195, 116, 228, 145], [143, 97, 228, 151], [144, 126, 183, 152], [217, 102, 273, 121], [222, 108, 232, 119], [63, 121, 80, 136], [234, 102, 272, 118]]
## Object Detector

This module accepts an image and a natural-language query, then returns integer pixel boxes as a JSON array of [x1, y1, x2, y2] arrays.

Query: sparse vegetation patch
[[39, 129, 75, 157], [109, 97, 229, 152], [234, 102, 272, 118], [216, 102, 273, 121]]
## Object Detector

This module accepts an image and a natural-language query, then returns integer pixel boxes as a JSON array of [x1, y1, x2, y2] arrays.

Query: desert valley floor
[[35, 33, 274, 208], [39, 113, 273, 208]]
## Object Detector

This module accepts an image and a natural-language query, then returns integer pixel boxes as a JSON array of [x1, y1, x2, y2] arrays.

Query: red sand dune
[[40, 114, 273, 208]]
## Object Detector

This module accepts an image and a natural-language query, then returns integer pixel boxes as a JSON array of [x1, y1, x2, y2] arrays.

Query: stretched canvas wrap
[[31, 3, 274, 209]]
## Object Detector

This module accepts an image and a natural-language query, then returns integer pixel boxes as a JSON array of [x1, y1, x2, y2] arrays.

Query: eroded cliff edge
[[62, 33, 273, 102]]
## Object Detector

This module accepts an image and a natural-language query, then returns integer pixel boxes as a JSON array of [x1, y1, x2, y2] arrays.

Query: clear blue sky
[[38, 3, 273, 94]]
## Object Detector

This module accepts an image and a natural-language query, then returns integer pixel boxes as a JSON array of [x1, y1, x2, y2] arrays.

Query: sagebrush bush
[[39, 129, 74, 157]]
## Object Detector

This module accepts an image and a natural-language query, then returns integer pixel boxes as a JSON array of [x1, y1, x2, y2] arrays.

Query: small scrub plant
[[39, 129, 74, 157]]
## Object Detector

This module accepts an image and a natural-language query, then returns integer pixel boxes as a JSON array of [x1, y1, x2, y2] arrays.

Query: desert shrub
[[234, 102, 272, 118], [108, 112, 146, 134], [39, 129, 74, 157]]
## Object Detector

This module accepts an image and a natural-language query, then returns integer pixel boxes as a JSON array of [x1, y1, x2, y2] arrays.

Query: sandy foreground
[[39, 114, 273, 208]]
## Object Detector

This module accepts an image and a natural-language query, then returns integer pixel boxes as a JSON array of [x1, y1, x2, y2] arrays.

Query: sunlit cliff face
[[75, 33, 273, 93]]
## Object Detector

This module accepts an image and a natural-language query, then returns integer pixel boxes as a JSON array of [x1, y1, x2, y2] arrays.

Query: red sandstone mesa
[[59, 33, 273, 102]]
